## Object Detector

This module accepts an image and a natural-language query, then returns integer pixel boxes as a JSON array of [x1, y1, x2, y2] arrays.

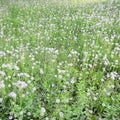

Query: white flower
[[65, 99, 69, 103], [87, 92, 90, 96], [54, 75, 57, 78], [46, 117, 49, 120], [110, 85, 115, 89], [102, 103, 105, 107], [0, 51, 5, 56], [71, 77, 75, 84], [24, 73, 30, 77], [9, 92, 16, 99], [27, 112, 31, 116], [58, 75, 62, 79], [0, 81, 5, 89], [32, 87, 36, 92], [89, 110, 93, 114], [59, 112, 64, 117], [56, 99, 60, 104], [9, 115, 13, 120], [14, 81, 27, 89], [14, 65, 19, 71], [110, 72, 117, 80], [31, 77, 34, 80], [22, 94, 25, 98], [2, 64, 6, 68], [40, 107, 46, 116], [2, 63, 12, 69], [106, 92, 111, 96], [52, 84, 55, 87], [27, 80, 31, 84], [68, 63, 73, 67], [8, 84, 11, 88], [94, 97, 97, 101], [19, 111, 23, 115], [0, 71, 5, 76], [101, 78, 104, 82], [40, 68, 44, 74], [0, 98, 3, 103]]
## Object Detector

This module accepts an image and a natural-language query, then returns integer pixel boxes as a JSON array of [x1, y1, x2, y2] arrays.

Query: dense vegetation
[[0, 0, 120, 120]]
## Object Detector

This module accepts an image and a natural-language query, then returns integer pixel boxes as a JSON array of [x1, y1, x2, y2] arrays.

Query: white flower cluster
[[9, 92, 16, 99], [0, 51, 6, 56], [14, 80, 28, 89], [40, 107, 46, 116], [2, 63, 19, 71], [0, 81, 5, 89], [0, 71, 6, 76], [17, 73, 30, 77]]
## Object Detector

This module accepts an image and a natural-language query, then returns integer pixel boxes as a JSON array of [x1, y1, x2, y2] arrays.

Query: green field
[[0, 0, 120, 119]]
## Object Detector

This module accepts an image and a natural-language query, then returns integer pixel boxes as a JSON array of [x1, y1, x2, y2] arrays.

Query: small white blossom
[[110, 72, 117, 80], [32, 87, 36, 92], [40, 107, 46, 116], [40, 68, 44, 74], [71, 77, 75, 84], [58, 75, 62, 79], [9, 115, 13, 120], [0, 81, 5, 89], [9, 92, 16, 99], [56, 98, 60, 104], [31, 77, 34, 80], [14, 81, 28, 89], [106, 92, 111, 96], [8, 84, 11, 88], [22, 94, 25, 98], [14, 65, 19, 71], [94, 97, 97, 101], [0, 51, 5, 56], [87, 92, 91, 96], [102, 103, 105, 107], [101, 78, 104, 82], [0, 71, 5, 76], [65, 99, 69, 103], [46, 117, 49, 120], [27, 112, 31, 116], [59, 112, 64, 117], [20, 111, 23, 115], [110, 85, 115, 89], [0, 98, 3, 103], [89, 110, 93, 114]]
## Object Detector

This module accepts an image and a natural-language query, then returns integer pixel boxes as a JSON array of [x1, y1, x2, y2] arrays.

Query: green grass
[[0, 0, 120, 120]]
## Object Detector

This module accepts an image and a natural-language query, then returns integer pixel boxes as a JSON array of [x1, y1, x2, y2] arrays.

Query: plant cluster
[[0, 0, 120, 120]]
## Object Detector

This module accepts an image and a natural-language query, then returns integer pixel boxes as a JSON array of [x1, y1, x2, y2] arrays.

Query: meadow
[[0, 0, 120, 120]]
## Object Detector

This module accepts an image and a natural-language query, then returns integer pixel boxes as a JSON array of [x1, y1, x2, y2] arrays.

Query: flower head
[[9, 92, 16, 99]]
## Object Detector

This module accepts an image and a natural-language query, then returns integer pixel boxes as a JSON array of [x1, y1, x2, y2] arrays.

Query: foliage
[[0, 0, 120, 120]]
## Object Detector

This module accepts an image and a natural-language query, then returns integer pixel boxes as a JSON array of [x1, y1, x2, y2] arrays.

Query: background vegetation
[[0, 0, 120, 119]]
